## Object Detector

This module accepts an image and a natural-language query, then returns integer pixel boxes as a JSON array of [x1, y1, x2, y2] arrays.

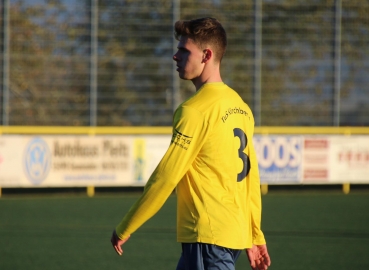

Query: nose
[[173, 52, 179, 62]]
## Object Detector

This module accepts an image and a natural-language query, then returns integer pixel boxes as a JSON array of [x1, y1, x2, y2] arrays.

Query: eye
[[177, 47, 189, 53]]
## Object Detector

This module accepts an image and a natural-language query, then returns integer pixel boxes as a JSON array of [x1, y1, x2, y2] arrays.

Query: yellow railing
[[254, 126, 369, 135], [0, 126, 172, 135], [1, 126, 368, 135]]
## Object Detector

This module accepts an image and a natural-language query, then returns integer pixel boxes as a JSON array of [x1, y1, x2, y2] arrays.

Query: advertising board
[[254, 136, 303, 184], [0, 135, 171, 187], [1, 134, 368, 187], [328, 136, 369, 183]]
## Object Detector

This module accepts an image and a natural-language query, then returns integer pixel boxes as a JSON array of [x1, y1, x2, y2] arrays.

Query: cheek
[[186, 55, 202, 69]]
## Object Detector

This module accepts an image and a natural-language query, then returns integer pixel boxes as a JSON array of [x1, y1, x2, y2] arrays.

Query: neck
[[192, 64, 223, 91]]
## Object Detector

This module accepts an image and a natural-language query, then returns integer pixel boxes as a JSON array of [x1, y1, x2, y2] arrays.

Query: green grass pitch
[[0, 190, 368, 269]]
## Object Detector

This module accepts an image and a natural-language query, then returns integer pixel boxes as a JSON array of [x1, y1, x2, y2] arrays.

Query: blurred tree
[[94, 0, 174, 126], [260, 0, 369, 126], [261, 1, 336, 125], [7, 0, 90, 125], [340, 0, 369, 126]]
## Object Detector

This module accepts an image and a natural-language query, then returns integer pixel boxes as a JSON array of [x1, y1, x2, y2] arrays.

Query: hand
[[110, 230, 130, 256], [246, 244, 271, 270]]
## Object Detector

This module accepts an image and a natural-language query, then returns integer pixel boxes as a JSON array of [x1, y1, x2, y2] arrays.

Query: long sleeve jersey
[[116, 82, 266, 249]]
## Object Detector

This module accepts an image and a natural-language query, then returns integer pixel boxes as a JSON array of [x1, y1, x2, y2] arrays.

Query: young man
[[111, 17, 271, 270]]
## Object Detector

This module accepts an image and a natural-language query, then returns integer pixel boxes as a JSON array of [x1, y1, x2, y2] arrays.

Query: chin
[[179, 72, 196, 80], [178, 73, 190, 80]]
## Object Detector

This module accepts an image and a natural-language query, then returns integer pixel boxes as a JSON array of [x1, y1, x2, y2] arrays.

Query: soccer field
[[0, 190, 368, 270]]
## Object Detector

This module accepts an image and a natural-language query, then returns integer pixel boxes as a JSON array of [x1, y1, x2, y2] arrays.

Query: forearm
[[115, 170, 177, 239], [249, 142, 266, 245]]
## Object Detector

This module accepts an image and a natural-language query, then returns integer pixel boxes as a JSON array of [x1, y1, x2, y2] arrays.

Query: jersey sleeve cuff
[[115, 225, 131, 240], [253, 233, 266, 245]]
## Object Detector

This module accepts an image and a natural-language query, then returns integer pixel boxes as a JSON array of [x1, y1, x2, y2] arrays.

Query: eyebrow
[[177, 45, 189, 51]]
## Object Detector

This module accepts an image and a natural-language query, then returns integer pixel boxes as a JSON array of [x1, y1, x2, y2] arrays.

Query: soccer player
[[111, 17, 271, 270]]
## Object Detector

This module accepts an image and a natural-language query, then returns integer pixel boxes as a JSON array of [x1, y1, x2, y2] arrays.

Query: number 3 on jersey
[[233, 128, 250, 182]]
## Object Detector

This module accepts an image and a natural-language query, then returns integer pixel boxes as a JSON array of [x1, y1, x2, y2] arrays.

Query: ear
[[202, 49, 213, 63]]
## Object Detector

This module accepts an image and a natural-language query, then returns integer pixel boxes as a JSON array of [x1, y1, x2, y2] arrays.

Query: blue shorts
[[176, 243, 242, 270]]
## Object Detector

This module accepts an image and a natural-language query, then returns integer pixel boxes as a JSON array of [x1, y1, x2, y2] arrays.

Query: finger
[[260, 257, 271, 270], [246, 249, 253, 265], [111, 232, 122, 256], [262, 253, 271, 267], [256, 259, 266, 270], [114, 244, 123, 256], [254, 258, 261, 269], [111, 238, 123, 256], [250, 259, 258, 270]]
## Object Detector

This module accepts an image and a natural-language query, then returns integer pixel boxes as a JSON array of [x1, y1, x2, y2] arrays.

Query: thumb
[[246, 248, 256, 268]]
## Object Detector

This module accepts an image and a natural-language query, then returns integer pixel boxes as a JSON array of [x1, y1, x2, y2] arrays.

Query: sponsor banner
[[254, 136, 303, 184], [133, 135, 171, 183], [1, 134, 369, 187], [302, 137, 330, 183], [50, 136, 133, 186], [0, 135, 171, 187], [328, 136, 369, 183], [0, 136, 25, 186], [256, 135, 369, 184]]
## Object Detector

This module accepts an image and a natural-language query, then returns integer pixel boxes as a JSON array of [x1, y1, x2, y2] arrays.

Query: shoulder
[[174, 105, 204, 123]]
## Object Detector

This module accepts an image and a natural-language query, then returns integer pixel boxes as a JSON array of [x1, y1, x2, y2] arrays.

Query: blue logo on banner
[[254, 135, 302, 184], [24, 138, 51, 185]]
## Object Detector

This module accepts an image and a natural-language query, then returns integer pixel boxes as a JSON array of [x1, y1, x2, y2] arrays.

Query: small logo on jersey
[[24, 138, 51, 185], [171, 129, 192, 150], [221, 106, 250, 123]]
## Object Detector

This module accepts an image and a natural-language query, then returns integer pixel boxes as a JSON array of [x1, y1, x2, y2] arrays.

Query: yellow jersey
[[116, 82, 266, 249]]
